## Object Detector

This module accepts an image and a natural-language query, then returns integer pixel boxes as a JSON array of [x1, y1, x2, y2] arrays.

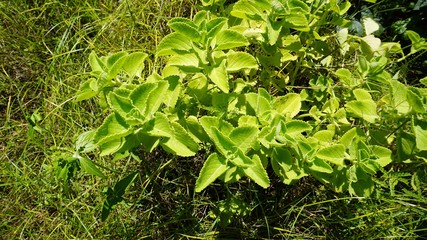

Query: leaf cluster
[[73, 0, 427, 222]]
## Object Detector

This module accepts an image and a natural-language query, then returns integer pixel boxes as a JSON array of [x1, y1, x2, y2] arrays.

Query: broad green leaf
[[335, 68, 355, 87], [226, 51, 258, 73], [397, 130, 416, 160], [266, 16, 282, 45], [211, 127, 236, 157], [94, 112, 131, 146], [346, 100, 379, 123], [195, 153, 229, 192], [193, 10, 207, 25], [89, 51, 106, 72], [282, 169, 307, 184], [207, 17, 228, 40], [168, 17, 197, 27], [313, 130, 335, 143], [309, 158, 334, 173], [281, 120, 312, 136], [316, 144, 346, 166], [156, 32, 193, 56], [79, 157, 106, 179], [273, 93, 301, 118], [106, 52, 127, 78], [75, 130, 97, 153], [406, 30, 422, 45], [330, 0, 351, 15], [283, 14, 309, 31], [229, 126, 258, 153], [146, 113, 173, 138], [371, 145, 392, 167], [75, 78, 98, 101], [138, 131, 160, 152], [360, 160, 379, 175], [407, 89, 425, 113], [185, 116, 210, 143], [289, 0, 310, 13], [163, 76, 182, 108], [390, 79, 410, 114], [230, 0, 269, 20], [168, 53, 202, 72], [243, 155, 270, 188], [200, 116, 233, 141], [161, 122, 199, 156], [108, 92, 134, 118], [122, 52, 148, 78], [337, 28, 348, 45], [350, 179, 374, 197], [360, 35, 381, 57], [245, 92, 272, 117], [296, 139, 318, 160], [358, 55, 370, 75], [130, 83, 156, 114], [238, 115, 259, 127], [363, 17, 380, 36], [353, 88, 373, 101], [413, 118, 427, 151], [339, 127, 364, 148], [208, 60, 229, 93], [214, 30, 249, 50], [229, 149, 255, 168], [106, 52, 127, 68], [144, 81, 169, 116], [98, 138, 126, 156], [322, 98, 339, 114], [272, 147, 293, 173], [114, 172, 138, 197], [221, 166, 245, 183], [168, 21, 201, 42]]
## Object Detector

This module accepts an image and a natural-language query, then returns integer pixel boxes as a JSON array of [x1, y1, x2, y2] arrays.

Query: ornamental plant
[[71, 0, 427, 220]]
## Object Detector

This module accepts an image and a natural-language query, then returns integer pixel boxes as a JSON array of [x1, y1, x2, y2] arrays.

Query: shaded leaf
[[79, 157, 106, 179]]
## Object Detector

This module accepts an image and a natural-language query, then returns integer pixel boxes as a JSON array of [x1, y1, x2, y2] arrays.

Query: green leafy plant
[[72, 0, 427, 223]]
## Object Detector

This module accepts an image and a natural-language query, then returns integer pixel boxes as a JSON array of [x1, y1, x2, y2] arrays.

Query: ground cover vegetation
[[1, 0, 427, 238]]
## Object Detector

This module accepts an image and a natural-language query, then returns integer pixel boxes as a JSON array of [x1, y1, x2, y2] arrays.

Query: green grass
[[1, 0, 426, 239]]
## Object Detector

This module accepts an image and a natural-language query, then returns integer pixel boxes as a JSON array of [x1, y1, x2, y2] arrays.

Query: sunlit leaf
[[316, 144, 346, 166], [226, 51, 258, 73], [363, 17, 380, 36], [168, 20, 201, 42], [309, 158, 334, 173], [243, 155, 270, 188], [195, 153, 229, 192], [122, 52, 148, 78], [273, 93, 301, 118], [229, 126, 258, 153], [214, 30, 249, 50], [94, 113, 131, 146], [346, 100, 379, 123], [157, 32, 193, 56], [161, 122, 199, 156], [413, 118, 427, 151], [208, 60, 229, 93]]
